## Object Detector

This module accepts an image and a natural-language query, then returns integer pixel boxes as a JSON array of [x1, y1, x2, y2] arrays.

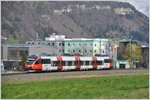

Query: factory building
[[1, 44, 57, 70]]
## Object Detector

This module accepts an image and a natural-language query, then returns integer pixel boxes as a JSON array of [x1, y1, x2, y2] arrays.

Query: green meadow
[[2, 74, 149, 99]]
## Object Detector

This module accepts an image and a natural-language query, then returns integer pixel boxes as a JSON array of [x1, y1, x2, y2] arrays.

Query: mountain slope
[[1, 1, 149, 43]]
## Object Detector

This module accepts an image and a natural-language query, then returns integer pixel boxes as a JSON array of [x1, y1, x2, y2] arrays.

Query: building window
[[95, 44, 97, 46], [73, 50, 75, 52], [90, 43, 92, 46], [52, 43, 54, 46], [59, 49, 61, 52], [85, 50, 87, 53], [28, 43, 30, 44], [62, 50, 64, 53], [38, 43, 40, 45], [90, 50, 92, 53], [48, 43, 50, 45], [62, 43, 64, 46], [59, 43, 61, 46], [32, 43, 34, 45], [102, 50, 104, 53], [79, 50, 81, 52], [73, 43, 75, 46], [68, 50, 70, 52], [95, 50, 97, 53], [79, 43, 81, 46], [68, 43, 70, 46]]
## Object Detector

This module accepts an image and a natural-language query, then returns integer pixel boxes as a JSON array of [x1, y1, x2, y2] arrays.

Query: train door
[[41, 59, 51, 71]]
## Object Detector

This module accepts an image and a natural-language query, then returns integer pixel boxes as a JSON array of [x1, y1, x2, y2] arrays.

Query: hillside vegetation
[[1, 1, 149, 43]]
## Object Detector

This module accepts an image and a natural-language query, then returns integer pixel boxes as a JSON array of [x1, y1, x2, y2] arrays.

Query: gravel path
[[1, 69, 148, 83]]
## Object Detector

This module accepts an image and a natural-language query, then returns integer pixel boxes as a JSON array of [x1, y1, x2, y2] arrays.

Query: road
[[1, 69, 148, 83]]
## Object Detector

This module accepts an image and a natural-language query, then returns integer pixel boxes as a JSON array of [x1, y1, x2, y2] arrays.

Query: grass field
[[1, 74, 149, 99]]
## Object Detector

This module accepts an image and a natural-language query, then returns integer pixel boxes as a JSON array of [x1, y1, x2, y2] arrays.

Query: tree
[[21, 51, 27, 71], [123, 44, 143, 68]]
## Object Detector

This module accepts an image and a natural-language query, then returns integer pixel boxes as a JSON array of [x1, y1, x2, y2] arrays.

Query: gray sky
[[117, 0, 149, 17], [94, 0, 149, 17]]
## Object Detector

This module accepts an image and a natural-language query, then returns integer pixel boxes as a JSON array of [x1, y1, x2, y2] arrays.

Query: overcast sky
[[117, 0, 149, 17], [95, 0, 149, 17]]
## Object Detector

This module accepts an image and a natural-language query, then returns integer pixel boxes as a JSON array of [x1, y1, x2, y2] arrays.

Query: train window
[[96, 61, 103, 65], [58, 61, 61, 66], [41, 59, 51, 64], [75, 61, 83, 66], [79, 61, 83, 65], [61, 61, 65, 66], [53, 61, 61, 66], [104, 59, 112, 63], [74, 61, 78, 66], [68, 61, 72, 66], [35, 59, 41, 64], [53, 61, 57, 66], [92, 61, 96, 65], [26, 60, 34, 64], [85, 61, 89, 65]]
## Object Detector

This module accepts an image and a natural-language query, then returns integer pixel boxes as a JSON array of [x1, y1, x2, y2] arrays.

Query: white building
[[45, 33, 65, 41], [26, 33, 112, 56]]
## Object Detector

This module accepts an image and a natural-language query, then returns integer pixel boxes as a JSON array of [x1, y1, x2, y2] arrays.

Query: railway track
[[1, 69, 148, 83]]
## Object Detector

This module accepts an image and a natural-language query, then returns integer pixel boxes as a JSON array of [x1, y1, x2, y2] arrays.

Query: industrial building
[[1, 44, 58, 70]]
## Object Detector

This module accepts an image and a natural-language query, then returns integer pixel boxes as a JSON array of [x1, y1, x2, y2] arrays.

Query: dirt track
[[1, 69, 148, 83]]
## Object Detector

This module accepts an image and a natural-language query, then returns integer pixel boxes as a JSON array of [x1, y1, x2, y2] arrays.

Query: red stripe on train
[[57, 56, 63, 61], [57, 66, 63, 70], [92, 56, 97, 61], [109, 56, 113, 68], [76, 66, 81, 69], [92, 56, 98, 69], [75, 56, 80, 61], [75, 56, 81, 69], [57, 56, 63, 70]]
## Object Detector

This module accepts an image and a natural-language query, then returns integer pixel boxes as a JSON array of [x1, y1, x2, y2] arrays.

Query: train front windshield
[[26, 60, 35, 64], [26, 55, 38, 65]]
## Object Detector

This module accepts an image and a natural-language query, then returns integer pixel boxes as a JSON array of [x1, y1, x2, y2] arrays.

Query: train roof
[[40, 56, 111, 61]]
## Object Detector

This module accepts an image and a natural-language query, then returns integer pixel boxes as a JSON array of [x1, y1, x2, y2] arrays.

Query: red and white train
[[25, 55, 113, 72]]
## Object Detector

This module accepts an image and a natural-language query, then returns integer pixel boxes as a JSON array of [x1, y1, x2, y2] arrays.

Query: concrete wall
[[116, 60, 130, 69]]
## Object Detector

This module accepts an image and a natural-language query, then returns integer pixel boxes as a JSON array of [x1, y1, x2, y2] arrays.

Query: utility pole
[[130, 35, 133, 68]]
